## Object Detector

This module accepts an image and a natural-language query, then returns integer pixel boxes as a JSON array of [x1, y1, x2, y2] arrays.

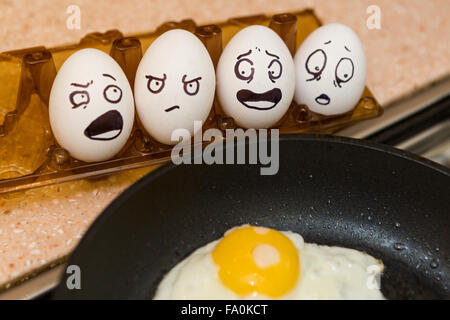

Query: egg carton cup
[[0, 10, 382, 194]]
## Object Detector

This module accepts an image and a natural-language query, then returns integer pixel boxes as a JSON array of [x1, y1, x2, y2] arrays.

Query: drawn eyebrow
[[102, 73, 116, 81], [344, 46, 351, 52], [324, 40, 332, 45], [145, 73, 167, 81], [265, 50, 279, 59], [182, 75, 202, 82], [237, 49, 252, 60], [70, 80, 93, 88]]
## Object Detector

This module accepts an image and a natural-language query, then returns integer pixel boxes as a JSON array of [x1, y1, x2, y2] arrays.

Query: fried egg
[[154, 225, 385, 299]]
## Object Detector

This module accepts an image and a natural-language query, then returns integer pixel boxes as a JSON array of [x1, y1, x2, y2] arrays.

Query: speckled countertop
[[0, 0, 449, 289]]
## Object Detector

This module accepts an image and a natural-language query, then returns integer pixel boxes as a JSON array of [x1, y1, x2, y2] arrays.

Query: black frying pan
[[52, 134, 450, 299]]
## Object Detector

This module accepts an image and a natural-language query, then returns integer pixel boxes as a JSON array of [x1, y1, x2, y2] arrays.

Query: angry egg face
[[134, 29, 216, 145], [216, 25, 295, 129], [294, 23, 367, 116], [49, 48, 134, 162]]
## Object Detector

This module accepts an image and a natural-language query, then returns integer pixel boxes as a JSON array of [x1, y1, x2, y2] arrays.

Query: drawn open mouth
[[84, 110, 123, 141], [236, 88, 282, 110], [165, 105, 180, 112], [315, 94, 330, 105]]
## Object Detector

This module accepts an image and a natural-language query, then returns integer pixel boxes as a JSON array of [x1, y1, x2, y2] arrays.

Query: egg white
[[154, 228, 385, 300]]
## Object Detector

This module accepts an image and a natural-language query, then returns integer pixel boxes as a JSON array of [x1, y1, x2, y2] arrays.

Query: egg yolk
[[212, 226, 300, 298]]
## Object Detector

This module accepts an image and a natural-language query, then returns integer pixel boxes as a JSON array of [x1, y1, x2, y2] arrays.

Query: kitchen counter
[[0, 0, 449, 289]]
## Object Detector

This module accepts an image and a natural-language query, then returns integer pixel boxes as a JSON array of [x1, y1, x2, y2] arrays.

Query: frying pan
[[52, 134, 450, 299]]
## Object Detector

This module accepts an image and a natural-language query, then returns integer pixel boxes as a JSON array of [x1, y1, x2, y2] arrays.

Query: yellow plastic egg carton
[[0, 10, 382, 193]]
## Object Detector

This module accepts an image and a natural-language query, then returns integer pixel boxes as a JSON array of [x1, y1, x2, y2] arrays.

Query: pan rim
[[90, 134, 449, 237], [66, 133, 450, 260]]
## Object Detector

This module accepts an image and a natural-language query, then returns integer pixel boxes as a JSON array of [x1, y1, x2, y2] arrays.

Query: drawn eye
[[69, 90, 90, 109], [146, 74, 166, 94], [305, 49, 326, 81], [335, 57, 354, 87], [182, 75, 201, 96], [103, 85, 122, 103], [268, 59, 282, 83], [234, 58, 254, 83]]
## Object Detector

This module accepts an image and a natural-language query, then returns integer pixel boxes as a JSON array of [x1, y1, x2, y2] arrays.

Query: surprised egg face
[[216, 25, 295, 129], [134, 29, 216, 145], [49, 48, 134, 162], [294, 23, 367, 116]]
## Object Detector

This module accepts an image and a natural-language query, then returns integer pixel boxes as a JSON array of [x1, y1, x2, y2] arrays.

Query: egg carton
[[0, 10, 382, 194]]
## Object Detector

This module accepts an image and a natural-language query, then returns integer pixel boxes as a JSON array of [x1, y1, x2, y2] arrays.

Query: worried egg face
[[49, 48, 134, 162], [134, 29, 216, 145], [216, 25, 295, 129], [294, 23, 367, 116], [154, 225, 385, 300]]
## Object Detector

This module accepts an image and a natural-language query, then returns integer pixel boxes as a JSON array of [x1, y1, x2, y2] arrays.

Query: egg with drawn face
[[294, 23, 367, 116], [217, 25, 295, 129], [49, 48, 134, 162], [134, 29, 216, 145]]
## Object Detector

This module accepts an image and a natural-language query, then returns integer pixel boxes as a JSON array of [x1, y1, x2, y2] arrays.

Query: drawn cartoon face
[[49, 48, 134, 162], [294, 23, 367, 116], [216, 25, 295, 129], [134, 29, 216, 145]]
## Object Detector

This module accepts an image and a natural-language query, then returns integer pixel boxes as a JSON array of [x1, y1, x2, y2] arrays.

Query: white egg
[[154, 225, 385, 300], [134, 29, 216, 145], [294, 23, 367, 116], [216, 25, 295, 129], [49, 48, 134, 162]]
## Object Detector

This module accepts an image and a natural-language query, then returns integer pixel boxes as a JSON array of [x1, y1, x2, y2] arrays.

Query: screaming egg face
[[134, 29, 216, 145], [154, 225, 385, 300], [216, 25, 295, 129], [49, 48, 134, 162], [294, 23, 367, 116]]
